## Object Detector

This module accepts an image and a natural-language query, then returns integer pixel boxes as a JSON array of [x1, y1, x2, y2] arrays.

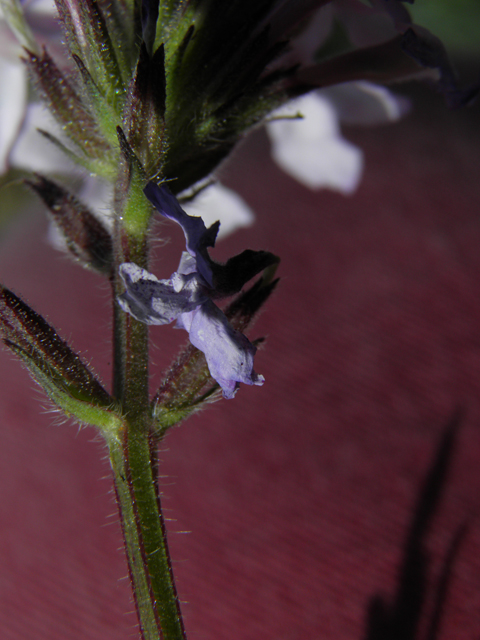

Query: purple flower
[[118, 182, 273, 399], [143, 181, 218, 288]]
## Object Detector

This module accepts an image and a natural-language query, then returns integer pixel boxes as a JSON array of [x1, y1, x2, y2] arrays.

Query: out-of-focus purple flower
[[118, 182, 269, 399]]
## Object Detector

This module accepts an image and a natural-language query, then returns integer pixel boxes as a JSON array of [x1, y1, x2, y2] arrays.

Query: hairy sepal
[[123, 43, 166, 177], [26, 174, 113, 275], [24, 48, 111, 159], [72, 54, 121, 150], [54, 0, 126, 112], [0, 286, 123, 440]]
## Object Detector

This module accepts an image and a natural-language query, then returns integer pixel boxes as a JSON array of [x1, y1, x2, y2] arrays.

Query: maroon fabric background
[[0, 85, 479, 639]]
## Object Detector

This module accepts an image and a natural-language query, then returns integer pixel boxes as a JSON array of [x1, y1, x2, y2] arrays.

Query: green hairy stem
[[110, 435, 186, 640], [109, 152, 186, 639]]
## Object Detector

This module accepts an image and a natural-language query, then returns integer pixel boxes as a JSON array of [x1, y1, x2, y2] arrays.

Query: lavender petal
[[181, 300, 264, 399], [144, 181, 218, 287], [118, 263, 206, 325]]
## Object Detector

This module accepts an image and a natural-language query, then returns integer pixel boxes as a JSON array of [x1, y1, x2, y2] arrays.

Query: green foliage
[[410, 0, 480, 56]]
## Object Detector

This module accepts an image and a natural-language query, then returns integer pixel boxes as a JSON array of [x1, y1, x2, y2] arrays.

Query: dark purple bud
[[210, 249, 280, 298], [225, 274, 280, 334], [116, 126, 146, 184], [400, 27, 480, 108], [123, 43, 166, 173], [146, 44, 166, 118], [116, 126, 138, 165], [26, 175, 113, 274], [153, 343, 212, 413], [141, 0, 160, 55]]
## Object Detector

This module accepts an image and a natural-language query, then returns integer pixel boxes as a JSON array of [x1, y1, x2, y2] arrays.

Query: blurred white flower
[[182, 183, 255, 240], [0, 0, 60, 173], [0, 0, 409, 241], [0, 1, 254, 242], [9, 102, 79, 173], [265, 82, 408, 194], [0, 57, 26, 173], [266, 92, 363, 194], [322, 81, 410, 126]]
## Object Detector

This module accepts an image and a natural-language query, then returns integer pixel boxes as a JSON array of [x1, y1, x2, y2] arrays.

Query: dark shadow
[[425, 521, 469, 640], [363, 410, 467, 640]]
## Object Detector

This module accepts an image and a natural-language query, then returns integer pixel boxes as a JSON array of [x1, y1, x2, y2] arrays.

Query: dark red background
[[0, 85, 479, 639]]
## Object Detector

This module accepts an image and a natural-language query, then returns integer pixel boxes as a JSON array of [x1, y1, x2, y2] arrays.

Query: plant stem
[[109, 430, 187, 640], [109, 164, 187, 640], [110, 441, 162, 640]]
